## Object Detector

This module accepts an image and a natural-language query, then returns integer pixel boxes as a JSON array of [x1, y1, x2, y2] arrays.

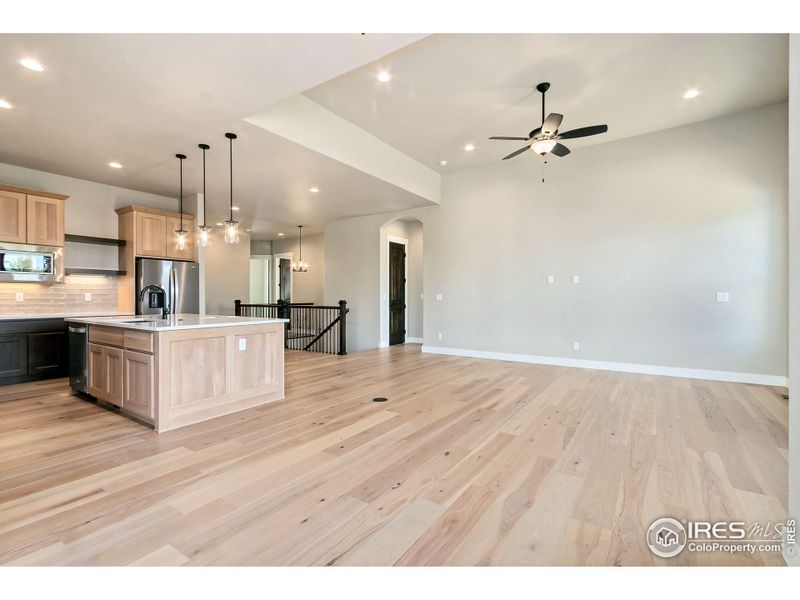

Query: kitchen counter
[[66, 313, 286, 331], [71, 314, 286, 432]]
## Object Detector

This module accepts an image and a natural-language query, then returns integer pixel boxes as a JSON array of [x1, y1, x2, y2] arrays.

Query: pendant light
[[224, 132, 239, 244], [197, 143, 211, 247], [291, 225, 309, 272], [175, 153, 188, 251]]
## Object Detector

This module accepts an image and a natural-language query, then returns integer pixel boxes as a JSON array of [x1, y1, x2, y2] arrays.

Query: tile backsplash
[[0, 276, 119, 316]]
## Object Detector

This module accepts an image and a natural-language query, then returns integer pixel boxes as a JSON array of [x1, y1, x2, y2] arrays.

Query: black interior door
[[279, 258, 291, 302], [389, 242, 406, 346]]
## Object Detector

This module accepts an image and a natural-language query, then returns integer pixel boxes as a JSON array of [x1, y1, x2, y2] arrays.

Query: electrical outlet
[[572, 275, 580, 284], [238, 338, 247, 351], [435, 293, 443, 302], [84, 293, 92, 302], [716, 292, 730, 303], [547, 275, 555, 284], [573, 342, 580, 351], [437, 332, 443, 341], [15, 292, 23, 302]]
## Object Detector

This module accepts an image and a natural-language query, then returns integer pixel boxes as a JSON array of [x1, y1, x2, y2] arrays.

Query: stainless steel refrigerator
[[135, 258, 200, 316]]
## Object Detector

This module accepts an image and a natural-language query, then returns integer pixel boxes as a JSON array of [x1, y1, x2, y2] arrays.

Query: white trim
[[378, 340, 390, 348], [386, 235, 409, 345], [421, 345, 787, 387], [406, 337, 423, 344]]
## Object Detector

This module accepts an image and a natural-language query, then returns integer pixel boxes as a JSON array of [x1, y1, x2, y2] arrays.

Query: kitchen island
[[66, 314, 286, 432]]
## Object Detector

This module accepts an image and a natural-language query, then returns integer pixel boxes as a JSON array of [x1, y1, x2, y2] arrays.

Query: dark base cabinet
[[0, 319, 68, 386]]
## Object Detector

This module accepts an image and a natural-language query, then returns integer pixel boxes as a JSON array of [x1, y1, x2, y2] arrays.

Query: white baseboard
[[420, 345, 787, 387], [378, 340, 389, 348], [406, 337, 423, 344]]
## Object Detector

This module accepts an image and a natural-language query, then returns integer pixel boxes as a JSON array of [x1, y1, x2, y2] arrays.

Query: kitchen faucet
[[138, 284, 170, 319]]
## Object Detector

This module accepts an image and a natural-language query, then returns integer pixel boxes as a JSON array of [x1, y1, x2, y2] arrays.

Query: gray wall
[[788, 34, 800, 566], [326, 103, 788, 378], [273, 233, 325, 305], [204, 229, 252, 315]]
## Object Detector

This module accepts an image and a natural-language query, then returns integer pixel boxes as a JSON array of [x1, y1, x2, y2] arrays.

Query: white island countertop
[[65, 313, 287, 332], [0, 312, 134, 321]]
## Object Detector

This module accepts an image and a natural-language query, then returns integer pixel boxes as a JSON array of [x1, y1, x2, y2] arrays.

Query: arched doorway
[[379, 217, 424, 347]]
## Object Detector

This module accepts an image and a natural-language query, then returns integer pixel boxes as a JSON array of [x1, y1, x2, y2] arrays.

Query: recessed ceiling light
[[278, 232, 284, 236], [439, 160, 448, 167], [217, 222, 224, 226], [0, 99, 13, 110], [108, 161, 123, 169], [464, 144, 475, 152], [246, 228, 251, 232], [309, 187, 319, 193], [20, 58, 45, 72], [231, 206, 240, 211], [683, 88, 701, 99], [377, 71, 391, 82]]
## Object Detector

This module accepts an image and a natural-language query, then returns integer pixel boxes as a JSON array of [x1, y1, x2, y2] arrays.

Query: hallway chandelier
[[197, 143, 211, 247], [175, 153, 188, 251], [291, 225, 309, 272], [224, 132, 239, 245]]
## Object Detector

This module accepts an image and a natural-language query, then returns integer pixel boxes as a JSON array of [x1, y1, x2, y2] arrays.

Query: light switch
[[15, 292, 23, 302], [572, 275, 580, 284], [716, 292, 730, 303], [437, 332, 443, 340], [238, 338, 247, 351], [84, 293, 92, 302], [435, 293, 443, 302], [573, 342, 580, 351], [547, 275, 555, 284]]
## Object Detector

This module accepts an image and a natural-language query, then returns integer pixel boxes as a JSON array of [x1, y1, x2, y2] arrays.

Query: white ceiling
[[0, 34, 790, 240], [305, 34, 789, 172], [0, 33, 430, 239]]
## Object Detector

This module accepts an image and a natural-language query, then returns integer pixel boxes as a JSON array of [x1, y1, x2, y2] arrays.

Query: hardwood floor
[[0, 345, 788, 566]]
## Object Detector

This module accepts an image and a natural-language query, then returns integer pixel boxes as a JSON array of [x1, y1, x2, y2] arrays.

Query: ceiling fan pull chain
[[542, 157, 547, 183]]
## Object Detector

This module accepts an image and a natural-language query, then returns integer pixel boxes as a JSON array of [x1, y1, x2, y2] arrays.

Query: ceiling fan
[[490, 82, 608, 160]]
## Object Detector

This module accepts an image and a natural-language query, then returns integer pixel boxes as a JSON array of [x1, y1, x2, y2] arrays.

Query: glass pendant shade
[[224, 219, 239, 245], [176, 229, 187, 251], [291, 225, 309, 272], [532, 139, 557, 155], [198, 224, 211, 248]]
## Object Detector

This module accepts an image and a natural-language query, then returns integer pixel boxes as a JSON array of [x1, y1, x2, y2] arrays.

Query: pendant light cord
[[202, 147, 206, 226], [299, 226, 302, 261], [179, 158, 183, 231], [229, 135, 234, 222]]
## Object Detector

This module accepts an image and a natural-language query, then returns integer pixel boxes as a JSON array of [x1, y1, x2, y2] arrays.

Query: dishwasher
[[68, 323, 88, 393]]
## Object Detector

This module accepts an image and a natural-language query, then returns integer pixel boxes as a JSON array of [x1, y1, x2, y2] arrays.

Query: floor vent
[[372, 397, 388, 403]]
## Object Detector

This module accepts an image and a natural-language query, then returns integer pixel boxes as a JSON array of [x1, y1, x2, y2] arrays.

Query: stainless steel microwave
[[0, 242, 64, 283]]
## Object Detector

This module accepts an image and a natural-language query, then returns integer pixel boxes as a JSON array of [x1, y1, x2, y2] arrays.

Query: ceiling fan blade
[[541, 113, 563, 135], [489, 136, 530, 141], [550, 143, 571, 157], [502, 145, 531, 160], [558, 124, 608, 140]]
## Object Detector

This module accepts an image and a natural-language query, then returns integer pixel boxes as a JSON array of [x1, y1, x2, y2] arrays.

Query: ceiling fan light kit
[[489, 81, 609, 180]]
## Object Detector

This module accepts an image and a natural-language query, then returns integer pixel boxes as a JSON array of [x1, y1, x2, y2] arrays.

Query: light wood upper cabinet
[[26, 195, 65, 246], [117, 205, 197, 262], [0, 190, 27, 243], [123, 350, 154, 419], [0, 184, 68, 246], [166, 215, 196, 261], [135, 212, 167, 258]]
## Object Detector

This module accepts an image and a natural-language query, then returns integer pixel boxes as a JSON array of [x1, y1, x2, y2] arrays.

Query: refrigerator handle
[[169, 266, 176, 317]]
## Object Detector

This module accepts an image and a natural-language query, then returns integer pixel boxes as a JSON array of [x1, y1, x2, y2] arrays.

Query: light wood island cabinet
[[0, 183, 68, 246], [72, 316, 285, 431]]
